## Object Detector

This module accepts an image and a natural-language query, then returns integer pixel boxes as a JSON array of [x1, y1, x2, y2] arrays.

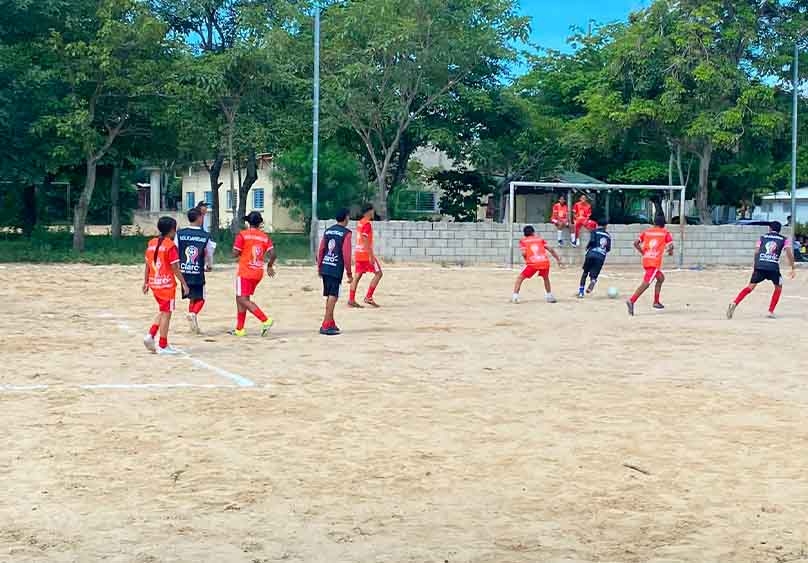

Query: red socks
[[236, 312, 247, 330], [734, 286, 753, 305], [321, 320, 336, 329], [149, 324, 159, 338], [189, 299, 205, 314], [251, 307, 268, 323], [158, 337, 168, 349], [769, 287, 782, 313], [366, 284, 377, 299], [349, 289, 357, 302]]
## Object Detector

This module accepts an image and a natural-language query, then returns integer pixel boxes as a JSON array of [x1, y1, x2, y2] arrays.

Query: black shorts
[[182, 284, 205, 300], [750, 268, 782, 286], [582, 256, 605, 279], [322, 275, 341, 298]]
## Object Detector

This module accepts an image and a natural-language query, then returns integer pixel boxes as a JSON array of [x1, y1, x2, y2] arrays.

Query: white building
[[752, 188, 808, 224], [181, 155, 302, 232]]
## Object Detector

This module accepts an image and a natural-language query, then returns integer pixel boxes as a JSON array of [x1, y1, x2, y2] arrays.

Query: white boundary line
[[98, 311, 257, 388], [0, 383, 261, 392]]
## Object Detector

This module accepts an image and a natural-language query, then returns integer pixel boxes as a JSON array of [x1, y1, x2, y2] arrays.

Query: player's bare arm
[[785, 247, 797, 279], [142, 264, 150, 294], [266, 248, 277, 278], [634, 239, 643, 254], [549, 248, 563, 266], [667, 242, 675, 256], [172, 261, 190, 295]]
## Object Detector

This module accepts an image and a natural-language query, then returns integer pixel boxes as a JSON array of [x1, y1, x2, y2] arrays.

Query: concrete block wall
[[317, 221, 769, 267]]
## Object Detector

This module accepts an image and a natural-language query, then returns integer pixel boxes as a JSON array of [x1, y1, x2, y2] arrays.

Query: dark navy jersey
[[585, 227, 612, 261], [177, 227, 211, 285], [754, 232, 787, 271], [319, 224, 352, 281]]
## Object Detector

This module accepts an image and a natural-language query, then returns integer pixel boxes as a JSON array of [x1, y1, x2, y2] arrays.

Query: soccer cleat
[[767, 312, 777, 319], [726, 302, 737, 319], [229, 328, 247, 337], [347, 300, 362, 308], [364, 297, 380, 308], [626, 300, 635, 316], [558, 240, 564, 247], [143, 334, 156, 353], [186, 313, 200, 334], [319, 326, 340, 336], [261, 318, 274, 337], [156, 345, 181, 356], [653, 302, 665, 310], [546, 294, 557, 303], [511, 294, 520, 304], [577, 290, 585, 299]]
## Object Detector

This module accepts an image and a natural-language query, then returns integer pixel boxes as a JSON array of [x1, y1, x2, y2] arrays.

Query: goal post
[[507, 181, 687, 269]]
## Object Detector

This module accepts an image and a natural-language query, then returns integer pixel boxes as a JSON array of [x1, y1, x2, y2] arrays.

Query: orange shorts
[[643, 267, 664, 284], [521, 266, 549, 279], [236, 276, 260, 297], [154, 295, 175, 313], [356, 258, 382, 275]]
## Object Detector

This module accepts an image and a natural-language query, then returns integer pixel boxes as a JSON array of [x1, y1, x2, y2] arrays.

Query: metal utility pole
[[791, 42, 799, 234], [310, 4, 321, 260]]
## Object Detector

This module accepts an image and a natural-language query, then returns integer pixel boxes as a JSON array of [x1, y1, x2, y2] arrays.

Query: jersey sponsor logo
[[759, 239, 782, 263], [183, 245, 200, 273], [249, 244, 263, 268]]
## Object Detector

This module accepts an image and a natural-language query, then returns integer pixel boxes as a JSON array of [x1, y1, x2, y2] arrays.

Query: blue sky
[[519, 0, 648, 53]]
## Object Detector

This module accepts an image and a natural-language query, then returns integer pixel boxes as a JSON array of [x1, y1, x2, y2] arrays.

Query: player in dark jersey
[[175, 208, 216, 334], [727, 221, 796, 319], [578, 219, 611, 298], [317, 209, 353, 335]]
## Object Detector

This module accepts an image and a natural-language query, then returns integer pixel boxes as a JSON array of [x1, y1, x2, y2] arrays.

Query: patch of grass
[[0, 231, 311, 265]]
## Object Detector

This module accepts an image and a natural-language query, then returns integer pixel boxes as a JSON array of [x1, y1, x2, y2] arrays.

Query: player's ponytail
[[154, 216, 178, 262]]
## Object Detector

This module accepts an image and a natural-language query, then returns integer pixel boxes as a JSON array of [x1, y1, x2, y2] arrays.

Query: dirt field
[[2, 263, 808, 563]]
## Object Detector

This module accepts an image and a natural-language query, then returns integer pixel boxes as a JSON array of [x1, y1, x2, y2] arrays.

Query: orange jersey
[[573, 201, 592, 222], [145, 237, 180, 301], [234, 228, 274, 280], [519, 235, 551, 269], [551, 203, 569, 222], [355, 219, 374, 262], [638, 227, 673, 269]]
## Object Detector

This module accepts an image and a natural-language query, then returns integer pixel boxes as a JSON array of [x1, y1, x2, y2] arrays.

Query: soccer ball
[[607, 287, 619, 299]]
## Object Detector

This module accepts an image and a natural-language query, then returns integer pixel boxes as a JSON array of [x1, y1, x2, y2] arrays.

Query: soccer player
[[578, 219, 612, 298], [626, 215, 674, 316], [176, 208, 216, 334], [727, 221, 796, 319], [231, 211, 276, 337], [512, 225, 563, 304], [551, 195, 570, 245], [348, 203, 383, 308], [571, 194, 592, 247], [142, 217, 189, 355], [317, 208, 353, 335]]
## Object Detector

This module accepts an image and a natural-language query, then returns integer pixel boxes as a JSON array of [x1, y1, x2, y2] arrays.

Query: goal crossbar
[[507, 181, 687, 269]]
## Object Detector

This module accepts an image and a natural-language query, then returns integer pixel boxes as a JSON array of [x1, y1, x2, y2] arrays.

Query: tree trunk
[[110, 162, 122, 239], [374, 175, 388, 219], [208, 154, 224, 239], [237, 152, 258, 227], [72, 157, 98, 251], [696, 141, 713, 225], [21, 183, 37, 238], [227, 122, 239, 234]]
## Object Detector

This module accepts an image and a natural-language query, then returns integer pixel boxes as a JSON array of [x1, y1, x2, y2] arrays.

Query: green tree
[[275, 143, 370, 230], [433, 170, 494, 222], [322, 0, 528, 218]]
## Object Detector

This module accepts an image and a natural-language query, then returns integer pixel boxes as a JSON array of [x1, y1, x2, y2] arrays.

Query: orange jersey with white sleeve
[[354, 218, 374, 262], [638, 227, 673, 269], [552, 203, 569, 222], [519, 235, 551, 269], [234, 228, 274, 280], [145, 237, 180, 301]]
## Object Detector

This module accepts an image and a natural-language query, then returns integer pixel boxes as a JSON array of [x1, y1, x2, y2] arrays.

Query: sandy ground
[[1, 263, 808, 563]]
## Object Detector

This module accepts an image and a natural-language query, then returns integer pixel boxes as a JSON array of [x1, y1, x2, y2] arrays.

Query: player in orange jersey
[[142, 217, 189, 355], [231, 211, 276, 337], [512, 225, 563, 304], [571, 194, 592, 247], [551, 195, 570, 246], [348, 203, 383, 308], [626, 215, 674, 316]]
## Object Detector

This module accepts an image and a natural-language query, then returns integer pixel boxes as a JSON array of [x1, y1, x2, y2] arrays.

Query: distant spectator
[[196, 201, 210, 232]]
